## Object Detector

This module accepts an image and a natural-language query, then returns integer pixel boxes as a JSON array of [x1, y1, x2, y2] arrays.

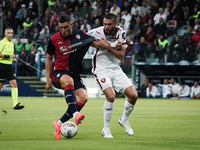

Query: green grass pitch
[[0, 97, 200, 150]]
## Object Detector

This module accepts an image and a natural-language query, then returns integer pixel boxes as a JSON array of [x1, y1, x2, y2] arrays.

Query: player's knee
[[106, 94, 115, 102]]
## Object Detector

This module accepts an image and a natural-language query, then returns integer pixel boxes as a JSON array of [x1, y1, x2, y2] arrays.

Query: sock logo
[[106, 108, 112, 111], [65, 94, 72, 99]]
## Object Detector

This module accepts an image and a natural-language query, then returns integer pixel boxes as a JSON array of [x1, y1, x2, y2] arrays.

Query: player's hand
[[10, 55, 15, 58], [98, 38, 110, 49], [45, 80, 52, 93], [13, 58, 17, 63]]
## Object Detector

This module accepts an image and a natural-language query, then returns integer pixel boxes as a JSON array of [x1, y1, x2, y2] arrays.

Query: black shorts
[[0, 63, 16, 83], [50, 70, 86, 91]]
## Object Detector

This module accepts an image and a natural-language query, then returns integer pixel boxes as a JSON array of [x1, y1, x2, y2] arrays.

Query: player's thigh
[[74, 88, 88, 104], [93, 69, 113, 92], [113, 69, 133, 93], [103, 86, 116, 102], [124, 86, 138, 105], [60, 74, 74, 89]]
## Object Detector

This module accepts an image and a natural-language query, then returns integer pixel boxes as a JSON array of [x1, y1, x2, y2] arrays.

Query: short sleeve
[[46, 38, 55, 55]]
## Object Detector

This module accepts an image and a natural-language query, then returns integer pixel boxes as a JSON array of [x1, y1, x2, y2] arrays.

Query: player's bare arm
[[45, 53, 53, 93], [98, 38, 125, 61]]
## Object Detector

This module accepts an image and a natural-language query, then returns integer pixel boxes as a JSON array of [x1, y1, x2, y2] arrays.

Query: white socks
[[121, 100, 134, 122], [57, 120, 63, 126], [103, 100, 113, 129]]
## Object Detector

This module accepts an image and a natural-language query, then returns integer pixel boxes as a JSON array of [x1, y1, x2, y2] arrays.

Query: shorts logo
[[57, 73, 60, 78], [100, 78, 106, 83], [76, 34, 80, 39]]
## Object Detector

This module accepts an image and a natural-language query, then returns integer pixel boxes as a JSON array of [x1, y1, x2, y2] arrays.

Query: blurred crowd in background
[[0, 0, 200, 76]]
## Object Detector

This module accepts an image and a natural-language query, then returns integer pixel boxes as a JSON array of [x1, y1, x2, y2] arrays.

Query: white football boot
[[101, 128, 113, 138], [118, 118, 134, 136]]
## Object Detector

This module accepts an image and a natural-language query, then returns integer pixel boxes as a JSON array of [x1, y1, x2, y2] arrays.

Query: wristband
[[4, 55, 10, 58]]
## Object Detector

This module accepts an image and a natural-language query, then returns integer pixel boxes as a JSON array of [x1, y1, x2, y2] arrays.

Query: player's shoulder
[[87, 26, 104, 35], [50, 32, 61, 40]]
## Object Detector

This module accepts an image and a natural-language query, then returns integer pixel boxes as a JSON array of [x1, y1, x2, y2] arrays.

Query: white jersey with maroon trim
[[87, 26, 126, 72]]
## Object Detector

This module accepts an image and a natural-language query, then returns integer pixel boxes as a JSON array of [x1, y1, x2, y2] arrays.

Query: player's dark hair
[[59, 14, 71, 23], [5, 27, 13, 33], [104, 13, 117, 22]]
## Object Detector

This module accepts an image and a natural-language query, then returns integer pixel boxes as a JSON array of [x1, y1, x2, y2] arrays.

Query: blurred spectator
[[26, 0, 38, 19], [25, 38, 32, 52], [153, 8, 167, 25], [50, 25, 59, 36], [29, 27, 40, 40], [189, 6, 199, 27], [91, 18, 101, 29], [20, 26, 29, 38], [51, 1, 59, 14], [79, 1, 91, 18], [7, 0, 18, 17], [28, 18, 42, 33], [4, 11, 16, 31], [177, 81, 190, 99], [119, 19, 127, 33], [121, 0, 131, 14], [80, 0, 91, 8], [190, 81, 200, 99], [26, 45, 36, 76], [22, 17, 33, 28], [17, 46, 28, 76], [39, 26, 50, 40], [131, 2, 141, 16], [140, 1, 151, 18], [121, 9, 131, 31], [49, 19, 58, 33], [183, 26, 194, 46], [168, 0, 185, 27], [40, 10, 51, 26], [30, 39, 39, 51], [1, 0, 9, 12], [35, 47, 45, 72], [138, 36, 147, 61], [49, 11, 59, 26], [110, 1, 121, 16], [151, 1, 159, 16], [91, 10, 102, 26], [192, 18, 199, 33], [140, 78, 149, 98], [73, 5, 80, 22], [145, 26, 156, 46], [192, 26, 200, 45], [130, 10, 141, 25], [105, 0, 111, 12], [60, 3, 70, 15], [41, 37, 48, 52], [155, 34, 169, 59], [169, 78, 180, 97], [157, 78, 172, 98], [154, 17, 167, 38], [181, 47, 193, 62], [125, 36, 134, 55], [162, 46, 172, 62], [70, 0, 79, 12], [91, 2, 102, 18], [194, 41, 200, 60], [170, 35, 183, 55], [142, 8, 153, 24], [15, 37, 24, 54], [131, 17, 143, 38], [126, 28, 134, 40], [83, 13, 91, 25], [129, 39, 140, 55], [146, 82, 161, 98], [15, 4, 27, 28], [141, 18, 154, 34], [80, 19, 91, 31], [74, 21, 80, 29], [164, 1, 172, 17]]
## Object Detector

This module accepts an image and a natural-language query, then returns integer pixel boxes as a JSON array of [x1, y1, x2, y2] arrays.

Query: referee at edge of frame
[[0, 27, 24, 110]]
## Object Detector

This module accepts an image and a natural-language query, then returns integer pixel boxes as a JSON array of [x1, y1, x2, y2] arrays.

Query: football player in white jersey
[[88, 13, 138, 138], [190, 81, 200, 99]]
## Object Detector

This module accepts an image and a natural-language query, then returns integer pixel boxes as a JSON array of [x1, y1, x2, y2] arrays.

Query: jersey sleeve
[[81, 30, 95, 46], [46, 38, 55, 55]]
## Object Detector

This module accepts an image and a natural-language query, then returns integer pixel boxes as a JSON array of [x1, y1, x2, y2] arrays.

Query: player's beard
[[105, 27, 115, 35], [61, 29, 71, 37]]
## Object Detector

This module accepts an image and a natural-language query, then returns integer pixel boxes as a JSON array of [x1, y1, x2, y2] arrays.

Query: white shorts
[[93, 67, 133, 93]]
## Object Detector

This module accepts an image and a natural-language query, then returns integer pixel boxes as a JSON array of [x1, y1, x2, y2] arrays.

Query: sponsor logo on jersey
[[76, 34, 80, 39], [100, 78, 106, 83], [58, 41, 63, 44], [60, 46, 68, 52], [87, 31, 93, 35]]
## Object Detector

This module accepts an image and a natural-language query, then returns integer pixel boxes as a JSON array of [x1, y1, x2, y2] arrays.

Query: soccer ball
[[61, 121, 78, 138]]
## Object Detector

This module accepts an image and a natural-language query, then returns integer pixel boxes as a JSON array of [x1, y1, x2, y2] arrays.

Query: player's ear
[[71, 22, 74, 27]]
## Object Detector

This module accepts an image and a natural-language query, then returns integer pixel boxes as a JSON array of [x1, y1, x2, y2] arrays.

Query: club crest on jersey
[[76, 34, 80, 39], [100, 78, 106, 83]]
